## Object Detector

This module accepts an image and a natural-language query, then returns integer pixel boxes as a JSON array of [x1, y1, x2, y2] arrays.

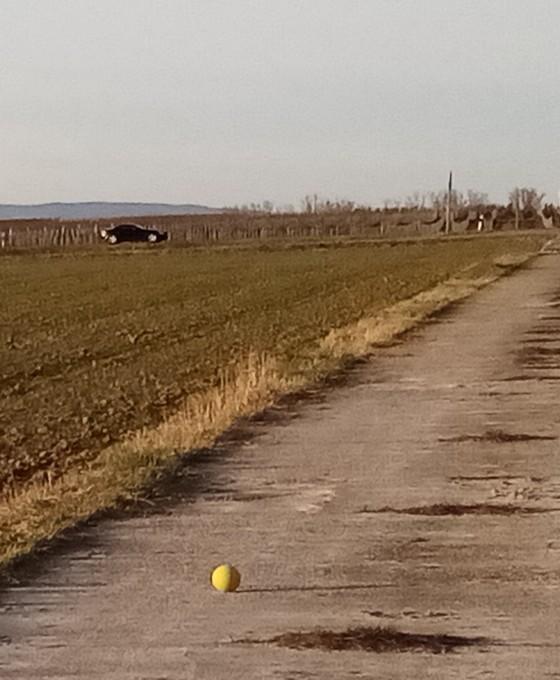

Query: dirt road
[[2, 253, 560, 679]]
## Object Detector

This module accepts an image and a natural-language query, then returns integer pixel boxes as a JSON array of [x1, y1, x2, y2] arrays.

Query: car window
[[118, 225, 141, 237]]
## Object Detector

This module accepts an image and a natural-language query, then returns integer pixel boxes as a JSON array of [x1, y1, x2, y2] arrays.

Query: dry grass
[[319, 274, 493, 359], [0, 353, 295, 566], [0, 236, 547, 568], [318, 250, 540, 360]]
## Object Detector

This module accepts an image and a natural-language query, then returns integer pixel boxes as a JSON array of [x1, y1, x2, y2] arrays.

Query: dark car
[[100, 224, 168, 245]]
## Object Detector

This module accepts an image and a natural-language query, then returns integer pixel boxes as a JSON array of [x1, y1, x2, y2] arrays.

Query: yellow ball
[[211, 563, 241, 592]]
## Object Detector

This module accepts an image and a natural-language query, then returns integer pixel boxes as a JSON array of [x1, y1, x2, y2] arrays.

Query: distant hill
[[0, 202, 221, 220]]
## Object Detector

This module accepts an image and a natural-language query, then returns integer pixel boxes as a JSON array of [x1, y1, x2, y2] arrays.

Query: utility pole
[[445, 171, 453, 234]]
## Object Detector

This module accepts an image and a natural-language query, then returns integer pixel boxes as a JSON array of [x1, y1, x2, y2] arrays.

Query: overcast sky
[[1, 0, 559, 207]]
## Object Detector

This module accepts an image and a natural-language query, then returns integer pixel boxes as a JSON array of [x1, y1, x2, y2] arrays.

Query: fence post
[[445, 171, 453, 234]]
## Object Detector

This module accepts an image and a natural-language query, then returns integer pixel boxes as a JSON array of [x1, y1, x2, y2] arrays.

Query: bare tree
[[428, 189, 466, 212], [301, 195, 315, 214], [403, 192, 427, 209], [509, 187, 545, 211], [300, 195, 359, 214], [466, 190, 489, 207]]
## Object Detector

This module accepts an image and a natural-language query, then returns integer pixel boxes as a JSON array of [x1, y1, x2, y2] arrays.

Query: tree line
[[223, 186, 550, 215]]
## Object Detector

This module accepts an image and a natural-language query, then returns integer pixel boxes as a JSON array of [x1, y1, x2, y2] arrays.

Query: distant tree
[[301, 195, 317, 213], [404, 192, 426, 209], [509, 187, 545, 211], [428, 191, 444, 211], [300, 195, 359, 214], [509, 187, 546, 229], [466, 190, 489, 207], [428, 190, 466, 211]]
